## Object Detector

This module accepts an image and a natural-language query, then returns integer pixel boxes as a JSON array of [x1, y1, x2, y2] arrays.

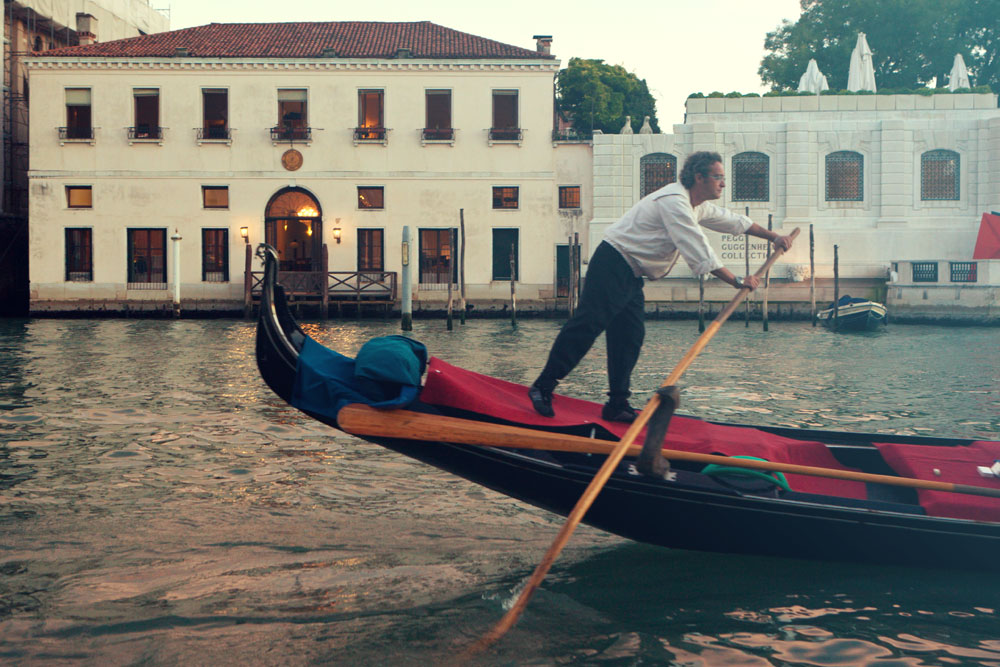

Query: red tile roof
[[43, 22, 552, 60]]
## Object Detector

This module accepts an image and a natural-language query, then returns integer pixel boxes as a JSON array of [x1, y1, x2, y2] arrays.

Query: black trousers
[[536, 241, 645, 402]]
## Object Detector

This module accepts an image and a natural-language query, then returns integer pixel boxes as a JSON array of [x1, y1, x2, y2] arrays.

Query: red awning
[[973, 212, 1000, 259]]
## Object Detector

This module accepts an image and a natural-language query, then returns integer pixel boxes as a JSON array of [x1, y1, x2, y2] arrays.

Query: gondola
[[254, 245, 1000, 571], [816, 295, 888, 331]]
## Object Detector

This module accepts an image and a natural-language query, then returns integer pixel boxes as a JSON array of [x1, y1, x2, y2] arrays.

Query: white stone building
[[592, 93, 1000, 308], [26, 22, 591, 314]]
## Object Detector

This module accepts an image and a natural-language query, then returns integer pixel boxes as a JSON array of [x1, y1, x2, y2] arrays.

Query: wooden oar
[[458, 227, 801, 653], [337, 403, 1000, 498]]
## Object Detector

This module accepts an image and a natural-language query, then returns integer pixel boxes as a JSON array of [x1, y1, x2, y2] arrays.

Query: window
[[358, 229, 385, 271], [66, 186, 92, 208], [419, 229, 457, 284], [731, 152, 769, 201], [826, 151, 863, 201], [201, 229, 228, 282], [276, 89, 308, 140], [127, 228, 167, 287], [921, 150, 960, 201], [640, 153, 677, 197], [559, 186, 581, 209], [490, 90, 520, 141], [912, 261, 938, 283], [950, 262, 977, 283], [492, 229, 519, 281], [424, 90, 452, 140], [493, 186, 519, 209], [202, 186, 229, 209], [357, 90, 386, 141], [132, 88, 160, 139], [65, 88, 92, 140], [358, 186, 384, 210], [65, 228, 92, 281], [202, 88, 229, 140]]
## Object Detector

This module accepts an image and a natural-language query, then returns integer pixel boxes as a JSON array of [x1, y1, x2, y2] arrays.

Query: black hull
[[253, 245, 1000, 571]]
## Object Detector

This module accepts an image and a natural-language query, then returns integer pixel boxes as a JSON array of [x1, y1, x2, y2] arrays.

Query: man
[[528, 151, 793, 421]]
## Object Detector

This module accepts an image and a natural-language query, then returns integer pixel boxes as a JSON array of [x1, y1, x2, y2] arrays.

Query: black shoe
[[601, 402, 638, 423], [528, 384, 554, 417]]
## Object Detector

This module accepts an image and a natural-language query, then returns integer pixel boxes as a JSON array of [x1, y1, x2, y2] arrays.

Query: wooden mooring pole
[[833, 244, 840, 331], [810, 224, 816, 326], [763, 214, 771, 331], [576, 235, 581, 317], [698, 274, 705, 333], [243, 242, 253, 319], [446, 253, 454, 331], [744, 207, 750, 327], [459, 209, 467, 325], [401, 226, 413, 331], [509, 244, 517, 329]]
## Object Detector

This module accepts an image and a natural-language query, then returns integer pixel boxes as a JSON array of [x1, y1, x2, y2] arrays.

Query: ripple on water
[[0, 318, 998, 664]]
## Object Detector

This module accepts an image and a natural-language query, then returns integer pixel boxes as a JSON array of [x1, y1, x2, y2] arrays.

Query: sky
[[165, 0, 804, 128]]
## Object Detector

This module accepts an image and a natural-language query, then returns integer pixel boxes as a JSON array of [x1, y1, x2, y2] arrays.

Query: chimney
[[533, 35, 552, 56], [76, 13, 97, 46]]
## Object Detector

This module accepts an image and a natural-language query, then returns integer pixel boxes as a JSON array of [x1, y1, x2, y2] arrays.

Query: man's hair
[[680, 151, 723, 188]]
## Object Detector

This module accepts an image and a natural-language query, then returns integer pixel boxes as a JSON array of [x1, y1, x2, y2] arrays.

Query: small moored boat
[[254, 245, 1000, 571], [816, 295, 887, 331]]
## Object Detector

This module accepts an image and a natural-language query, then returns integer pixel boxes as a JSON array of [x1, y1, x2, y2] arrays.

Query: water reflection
[[0, 318, 998, 663]]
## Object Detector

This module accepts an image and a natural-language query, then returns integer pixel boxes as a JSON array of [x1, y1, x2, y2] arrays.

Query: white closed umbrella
[[797, 59, 830, 93], [948, 53, 971, 91], [847, 32, 877, 92]]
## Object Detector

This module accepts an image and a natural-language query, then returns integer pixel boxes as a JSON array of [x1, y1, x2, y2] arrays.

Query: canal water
[[1, 317, 998, 665]]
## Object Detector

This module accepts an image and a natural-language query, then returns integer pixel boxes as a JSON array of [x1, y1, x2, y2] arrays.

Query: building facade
[[591, 93, 1000, 307], [2, 0, 168, 314], [27, 23, 591, 314]]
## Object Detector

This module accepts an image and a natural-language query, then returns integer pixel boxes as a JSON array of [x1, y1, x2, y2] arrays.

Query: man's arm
[[746, 222, 794, 251], [710, 266, 759, 291]]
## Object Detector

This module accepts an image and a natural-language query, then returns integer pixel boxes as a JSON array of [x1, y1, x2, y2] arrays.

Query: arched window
[[33, 36, 43, 52], [825, 151, 863, 201], [731, 152, 769, 201], [640, 153, 677, 197], [921, 150, 960, 201]]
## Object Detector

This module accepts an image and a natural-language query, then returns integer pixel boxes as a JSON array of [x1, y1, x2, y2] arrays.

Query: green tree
[[556, 58, 659, 134], [759, 0, 998, 92]]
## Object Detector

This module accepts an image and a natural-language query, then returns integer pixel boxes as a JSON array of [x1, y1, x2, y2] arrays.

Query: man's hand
[[739, 275, 761, 291], [772, 235, 794, 252]]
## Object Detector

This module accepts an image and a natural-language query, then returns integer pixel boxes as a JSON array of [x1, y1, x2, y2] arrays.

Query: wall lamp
[[239, 226, 249, 243], [333, 227, 342, 244]]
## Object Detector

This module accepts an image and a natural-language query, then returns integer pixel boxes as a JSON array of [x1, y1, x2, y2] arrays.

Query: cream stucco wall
[[27, 56, 594, 310]]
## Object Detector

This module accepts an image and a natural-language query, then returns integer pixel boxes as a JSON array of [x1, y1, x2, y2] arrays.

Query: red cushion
[[876, 442, 1000, 521], [421, 357, 868, 498]]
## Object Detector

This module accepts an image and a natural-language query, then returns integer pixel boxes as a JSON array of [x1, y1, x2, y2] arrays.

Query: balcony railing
[[489, 127, 522, 142], [552, 128, 592, 142], [422, 127, 454, 141], [58, 126, 93, 141], [197, 126, 232, 141], [270, 126, 312, 143], [354, 126, 388, 142], [127, 125, 163, 141]]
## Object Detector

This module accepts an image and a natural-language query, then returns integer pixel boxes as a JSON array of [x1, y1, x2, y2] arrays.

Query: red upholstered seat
[[420, 357, 868, 499], [877, 442, 1000, 521]]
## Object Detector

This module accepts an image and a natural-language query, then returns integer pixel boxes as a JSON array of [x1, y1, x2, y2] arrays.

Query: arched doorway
[[264, 187, 322, 271]]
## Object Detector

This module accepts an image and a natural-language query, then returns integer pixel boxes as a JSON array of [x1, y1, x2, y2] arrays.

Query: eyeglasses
[[706, 173, 725, 182]]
